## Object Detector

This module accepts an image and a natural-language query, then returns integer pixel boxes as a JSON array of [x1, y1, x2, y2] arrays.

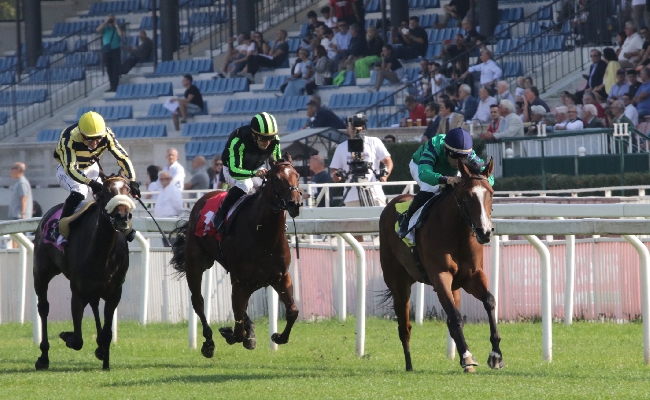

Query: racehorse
[[33, 175, 135, 370], [379, 158, 504, 373], [170, 157, 302, 358]]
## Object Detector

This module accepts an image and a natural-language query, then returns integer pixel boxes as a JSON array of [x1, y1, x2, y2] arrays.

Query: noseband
[[99, 176, 133, 232], [454, 176, 489, 237], [262, 164, 303, 213]]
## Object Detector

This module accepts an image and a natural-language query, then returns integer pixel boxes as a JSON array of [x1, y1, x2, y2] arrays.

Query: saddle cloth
[[42, 200, 97, 251], [195, 192, 250, 241], [394, 187, 450, 247]]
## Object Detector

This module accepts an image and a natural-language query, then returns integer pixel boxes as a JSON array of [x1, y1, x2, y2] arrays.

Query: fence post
[[490, 235, 500, 320], [622, 235, 650, 365], [337, 234, 346, 321], [524, 234, 552, 362], [135, 232, 150, 325], [415, 282, 424, 325], [340, 233, 365, 357], [268, 286, 278, 351]]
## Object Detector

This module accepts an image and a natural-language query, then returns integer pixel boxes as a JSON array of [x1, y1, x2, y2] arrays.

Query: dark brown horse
[[33, 175, 135, 370], [379, 159, 503, 373], [170, 158, 302, 358]]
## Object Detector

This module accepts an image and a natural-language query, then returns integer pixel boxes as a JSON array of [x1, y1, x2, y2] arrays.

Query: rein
[[453, 175, 488, 237]]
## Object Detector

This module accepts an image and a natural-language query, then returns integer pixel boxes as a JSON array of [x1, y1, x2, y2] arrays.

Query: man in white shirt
[[619, 21, 645, 68], [554, 106, 568, 130], [622, 93, 640, 125], [473, 86, 497, 123], [496, 81, 515, 104], [563, 105, 584, 130], [154, 171, 184, 218], [462, 49, 502, 94], [329, 113, 393, 207], [320, 5, 338, 29], [162, 147, 185, 190]]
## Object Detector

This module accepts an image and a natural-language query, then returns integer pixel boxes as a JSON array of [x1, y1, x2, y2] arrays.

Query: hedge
[[493, 172, 650, 192]]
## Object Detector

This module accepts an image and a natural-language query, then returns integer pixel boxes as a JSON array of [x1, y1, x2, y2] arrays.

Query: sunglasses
[[80, 133, 102, 142], [215, 162, 223, 166], [447, 151, 468, 160]]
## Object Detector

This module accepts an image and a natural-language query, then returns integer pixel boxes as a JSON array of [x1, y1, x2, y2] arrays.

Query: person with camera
[[96, 14, 122, 93], [329, 113, 393, 207], [397, 128, 493, 238]]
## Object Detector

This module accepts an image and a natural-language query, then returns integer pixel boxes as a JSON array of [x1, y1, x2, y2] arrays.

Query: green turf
[[0, 318, 648, 399]]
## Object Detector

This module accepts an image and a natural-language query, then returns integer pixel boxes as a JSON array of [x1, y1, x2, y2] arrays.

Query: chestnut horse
[[170, 158, 302, 358], [379, 158, 504, 373], [33, 175, 135, 370]]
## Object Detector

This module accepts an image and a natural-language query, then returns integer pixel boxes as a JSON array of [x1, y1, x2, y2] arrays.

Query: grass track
[[0, 318, 648, 399]]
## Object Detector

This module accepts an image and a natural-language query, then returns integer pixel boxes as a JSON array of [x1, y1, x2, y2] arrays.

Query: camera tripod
[[339, 174, 378, 207]]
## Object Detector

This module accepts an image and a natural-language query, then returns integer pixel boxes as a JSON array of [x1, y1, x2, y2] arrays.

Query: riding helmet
[[251, 112, 278, 136], [444, 128, 473, 155], [78, 111, 107, 139]]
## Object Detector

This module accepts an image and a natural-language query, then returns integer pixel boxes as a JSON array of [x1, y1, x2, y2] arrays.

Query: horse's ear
[[458, 159, 470, 177], [482, 158, 494, 178], [284, 152, 292, 164]]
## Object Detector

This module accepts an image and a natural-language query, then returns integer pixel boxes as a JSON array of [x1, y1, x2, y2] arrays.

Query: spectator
[[619, 21, 644, 69], [391, 16, 428, 59], [576, 49, 607, 103], [330, 0, 357, 25], [416, 59, 430, 95], [436, 0, 470, 28], [283, 48, 313, 96], [484, 100, 524, 141], [636, 26, 650, 66], [428, 62, 444, 99], [441, 33, 469, 66], [583, 91, 608, 124], [582, 104, 605, 128], [483, 104, 503, 137], [216, 33, 249, 78], [422, 102, 441, 142], [632, 0, 650, 34], [497, 81, 515, 104], [457, 84, 478, 120], [634, 67, 650, 119], [303, 155, 332, 207], [120, 30, 153, 74], [462, 49, 502, 95], [354, 25, 383, 78], [333, 21, 353, 65], [608, 69, 630, 101], [339, 23, 367, 72], [154, 171, 184, 218], [609, 99, 635, 127], [97, 14, 122, 92], [252, 31, 271, 57], [615, 30, 626, 58], [321, 5, 338, 28], [304, 10, 323, 44], [32, 201, 42, 218], [229, 33, 258, 77], [171, 74, 204, 131], [526, 105, 547, 136], [460, 18, 484, 45], [444, 85, 458, 106], [514, 76, 525, 101], [306, 99, 346, 129], [515, 100, 524, 121], [554, 106, 568, 130], [452, 58, 474, 94], [564, 105, 584, 130], [184, 156, 209, 191], [627, 68, 641, 97], [306, 45, 334, 94], [145, 165, 162, 200], [436, 99, 464, 134], [163, 148, 185, 190], [369, 45, 404, 92], [9, 162, 32, 220], [473, 87, 497, 123], [210, 155, 227, 190], [622, 93, 639, 125], [596, 48, 621, 102], [401, 96, 426, 127], [247, 30, 290, 78], [383, 134, 396, 143], [523, 86, 550, 122]]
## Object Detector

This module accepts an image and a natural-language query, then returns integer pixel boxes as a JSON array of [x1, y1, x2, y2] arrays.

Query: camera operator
[[329, 113, 393, 207], [96, 14, 123, 93]]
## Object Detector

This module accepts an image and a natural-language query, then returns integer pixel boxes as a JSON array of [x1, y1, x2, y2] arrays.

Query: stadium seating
[[87, 0, 141, 16], [285, 118, 309, 132], [366, 110, 409, 128], [418, 13, 439, 28], [328, 92, 394, 109], [259, 75, 289, 92], [537, 5, 553, 20], [366, 67, 419, 87], [268, 38, 301, 54], [107, 82, 173, 100], [0, 111, 8, 126], [73, 39, 87, 52], [152, 59, 214, 76], [499, 7, 523, 22], [425, 43, 442, 59], [185, 140, 227, 159], [65, 52, 101, 67], [42, 40, 68, 55], [36, 129, 62, 142], [408, 0, 440, 9], [499, 61, 524, 78], [50, 19, 125, 36], [0, 89, 47, 106], [188, 11, 229, 26], [138, 101, 209, 119], [111, 125, 167, 139], [76, 106, 133, 121], [0, 71, 14, 85], [221, 96, 310, 114], [181, 121, 247, 138], [194, 78, 249, 94], [0, 56, 18, 71], [365, 0, 380, 12], [28, 67, 85, 83]]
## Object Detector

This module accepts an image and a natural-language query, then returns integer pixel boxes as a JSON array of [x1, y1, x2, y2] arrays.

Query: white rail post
[[490, 235, 500, 320], [18, 240, 27, 324], [415, 282, 424, 325], [188, 291, 197, 349], [268, 286, 278, 351], [112, 308, 118, 343], [553, 217, 575, 325], [203, 267, 213, 325], [340, 233, 366, 357], [10, 233, 39, 343], [622, 235, 650, 364], [135, 232, 150, 325], [524, 234, 552, 362], [337, 235, 346, 322]]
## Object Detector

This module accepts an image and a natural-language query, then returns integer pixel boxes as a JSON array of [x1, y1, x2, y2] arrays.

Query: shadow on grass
[[102, 372, 319, 387]]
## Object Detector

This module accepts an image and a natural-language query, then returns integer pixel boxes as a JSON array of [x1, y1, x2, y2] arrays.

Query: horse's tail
[[169, 220, 189, 276], [377, 289, 394, 308]]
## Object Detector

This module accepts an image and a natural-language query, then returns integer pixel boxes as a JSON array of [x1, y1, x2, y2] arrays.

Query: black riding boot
[[398, 191, 435, 238], [213, 186, 246, 234]]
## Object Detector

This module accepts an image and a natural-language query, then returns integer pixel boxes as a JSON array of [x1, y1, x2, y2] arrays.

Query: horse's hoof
[[405, 367, 413, 372], [95, 347, 104, 360], [60, 332, 82, 351], [103, 366, 110, 371], [35, 357, 49, 370], [487, 351, 504, 370], [243, 337, 256, 350], [218, 327, 238, 345], [463, 365, 476, 373], [271, 333, 287, 345], [201, 341, 215, 358]]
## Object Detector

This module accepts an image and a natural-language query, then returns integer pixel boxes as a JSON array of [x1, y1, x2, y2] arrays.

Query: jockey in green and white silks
[[397, 128, 494, 238]]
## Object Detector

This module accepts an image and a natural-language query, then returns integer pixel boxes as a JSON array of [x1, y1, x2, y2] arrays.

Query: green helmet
[[251, 112, 278, 136]]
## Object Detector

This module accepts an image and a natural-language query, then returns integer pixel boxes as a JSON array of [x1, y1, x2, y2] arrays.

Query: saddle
[[395, 187, 451, 247], [195, 192, 253, 241], [59, 200, 97, 239]]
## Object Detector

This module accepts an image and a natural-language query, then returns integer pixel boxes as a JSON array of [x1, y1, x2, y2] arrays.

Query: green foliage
[[0, 1, 15, 20], [494, 171, 650, 192]]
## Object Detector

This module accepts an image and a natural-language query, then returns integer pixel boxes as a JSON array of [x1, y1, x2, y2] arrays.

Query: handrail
[[495, 127, 650, 143]]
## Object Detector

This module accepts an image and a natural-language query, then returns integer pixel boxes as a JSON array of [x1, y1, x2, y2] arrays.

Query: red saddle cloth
[[195, 192, 227, 241]]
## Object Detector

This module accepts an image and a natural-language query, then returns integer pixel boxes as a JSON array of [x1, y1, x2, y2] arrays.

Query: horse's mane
[[460, 158, 483, 176]]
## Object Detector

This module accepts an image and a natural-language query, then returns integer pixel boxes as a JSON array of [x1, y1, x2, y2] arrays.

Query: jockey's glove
[[88, 180, 103, 194], [129, 181, 141, 198]]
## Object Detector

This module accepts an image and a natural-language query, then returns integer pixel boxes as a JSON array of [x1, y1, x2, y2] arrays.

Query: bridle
[[261, 163, 303, 213], [99, 176, 133, 232], [453, 175, 489, 238]]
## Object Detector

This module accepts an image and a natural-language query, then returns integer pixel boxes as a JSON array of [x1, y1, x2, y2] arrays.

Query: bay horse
[[33, 175, 135, 370], [379, 158, 504, 373], [170, 157, 302, 358]]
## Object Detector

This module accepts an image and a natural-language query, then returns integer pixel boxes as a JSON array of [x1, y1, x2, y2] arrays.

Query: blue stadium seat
[[419, 14, 438, 28], [537, 5, 552, 20], [221, 96, 309, 114], [28, 67, 85, 83], [88, 0, 141, 16], [500, 61, 523, 78], [42, 40, 68, 55], [194, 78, 249, 94], [328, 92, 393, 109], [425, 43, 442, 59], [108, 82, 173, 100], [260, 75, 289, 91], [140, 16, 153, 30], [185, 140, 227, 159], [112, 125, 167, 139], [366, 0, 380, 12], [76, 105, 133, 121], [188, 11, 228, 26], [285, 118, 309, 132], [181, 121, 246, 138], [152, 59, 214, 76], [37, 129, 61, 142], [73, 39, 87, 52], [0, 71, 14, 84], [0, 89, 47, 105], [299, 24, 309, 38], [65, 52, 101, 67], [493, 23, 511, 40]]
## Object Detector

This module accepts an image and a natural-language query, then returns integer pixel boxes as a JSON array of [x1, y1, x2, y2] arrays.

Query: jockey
[[54, 111, 141, 241], [397, 127, 494, 238], [213, 111, 281, 232]]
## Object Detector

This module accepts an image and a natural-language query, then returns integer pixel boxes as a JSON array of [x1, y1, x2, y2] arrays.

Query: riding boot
[[54, 191, 85, 238], [125, 229, 137, 242], [398, 191, 435, 239], [213, 186, 246, 234]]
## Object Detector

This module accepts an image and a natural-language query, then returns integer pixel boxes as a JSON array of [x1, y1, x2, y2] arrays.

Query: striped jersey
[[54, 123, 135, 184], [222, 125, 281, 179]]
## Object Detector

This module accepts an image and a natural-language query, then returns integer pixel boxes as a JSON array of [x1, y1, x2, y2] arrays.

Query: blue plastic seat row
[[0, 89, 48, 106], [139, 100, 209, 119], [365, 0, 380, 12], [527, 21, 552, 36], [426, 27, 465, 43], [188, 11, 229, 26], [28, 67, 85, 83], [425, 43, 442, 59], [73, 39, 87, 52], [194, 78, 249, 94], [498, 7, 523, 22], [492, 23, 511, 40], [0, 57, 18, 71], [112, 125, 167, 139], [328, 92, 394, 109], [88, 0, 141, 16], [143, 0, 215, 9], [221, 95, 310, 114], [65, 52, 101, 67], [51, 18, 125, 36], [408, 0, 440, 8], [36, 129, 62, 142], [261, 75, 290, 91], [42, 40, 68, 55], [537, 5, 553, 21], [153, 59, 214, 75], [108, 82, 173, 100], [499, 61, 523, 78], [367, 67, 419, 86], [285, 118, 309, 132], [181, 121, 248, 138], [185, 140, 227, 160], [0, 111, 8, 125], [0, 71, 14, 85], [366, 111, 409, 128], [418, 13, 439, 28], [76, 105, 133, 121]]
